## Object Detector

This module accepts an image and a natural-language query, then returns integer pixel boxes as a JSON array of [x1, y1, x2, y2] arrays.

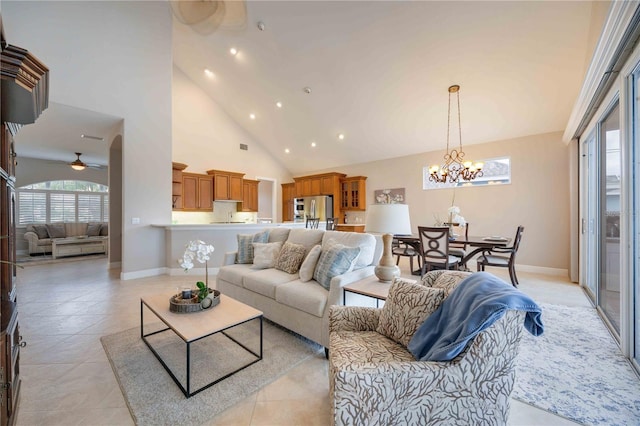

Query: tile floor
[[14, 257, 594, 425]]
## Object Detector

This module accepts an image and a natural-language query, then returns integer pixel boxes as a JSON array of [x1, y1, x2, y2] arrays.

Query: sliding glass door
[[581, 101, 621, 338], [599, 103, 621, 334]]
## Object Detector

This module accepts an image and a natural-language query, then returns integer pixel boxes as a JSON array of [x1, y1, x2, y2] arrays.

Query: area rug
[[101, 319, 323, 425], [513, 303, 640, 425]]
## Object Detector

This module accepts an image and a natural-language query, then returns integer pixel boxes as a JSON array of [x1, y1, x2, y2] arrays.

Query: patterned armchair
[[328, 271, 526, 425]]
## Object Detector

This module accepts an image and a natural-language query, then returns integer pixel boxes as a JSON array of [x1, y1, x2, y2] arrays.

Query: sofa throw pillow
[[313, 244, 361, 290], [87, 223, 102, 237], [236, 230, 269, 264], [376, 279, 445, 347], [100, 224, 109, 236], [32, 225, 49, 239], [251, 241, 284, 269], [299, 244, 322, 282], [274, 242, 306, 274], [46, 223, 66, 239]]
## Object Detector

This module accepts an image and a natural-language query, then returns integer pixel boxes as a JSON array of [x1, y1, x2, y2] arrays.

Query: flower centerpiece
[[178, 240, 215, 301]]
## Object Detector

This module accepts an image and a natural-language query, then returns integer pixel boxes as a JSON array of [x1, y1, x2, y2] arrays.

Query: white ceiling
[[173, 1, 596, 174], [13, 1, 597, 174], [13, 102, 121, 167]]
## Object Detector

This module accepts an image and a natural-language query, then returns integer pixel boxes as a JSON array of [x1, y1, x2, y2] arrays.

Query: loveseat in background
[[23, 222, 108, 255], [217, 228, 382, 349]]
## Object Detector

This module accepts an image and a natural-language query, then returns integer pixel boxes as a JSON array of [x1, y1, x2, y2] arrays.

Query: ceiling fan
[[170, 0, 247, 34], [69, 152, 104, 171]]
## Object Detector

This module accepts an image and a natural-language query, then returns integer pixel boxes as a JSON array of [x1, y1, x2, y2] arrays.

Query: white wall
[[4, 1, 173, 278], [172, 66, 292, 220]]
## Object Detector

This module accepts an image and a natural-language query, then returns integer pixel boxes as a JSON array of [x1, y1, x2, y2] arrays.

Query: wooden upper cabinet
[[207, 169, 245, 201], [293, 172, 346, 198], [182, 174, 198, 210], [282, 183, 295, 222], [172, 162, 187, 210], [340, 176, 367, 211], [241, 179, 259, 212], [181, 172, 212, 211], [198, 175, 213, 210]]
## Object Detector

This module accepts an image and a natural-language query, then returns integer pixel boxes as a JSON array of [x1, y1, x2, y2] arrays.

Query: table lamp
[[365, 203, 412, 282]]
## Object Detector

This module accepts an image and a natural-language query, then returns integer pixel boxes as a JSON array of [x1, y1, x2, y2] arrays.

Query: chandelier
[[429, 85, 483, 184]]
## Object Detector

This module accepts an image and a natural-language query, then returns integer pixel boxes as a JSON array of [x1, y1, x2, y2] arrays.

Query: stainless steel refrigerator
[[293, 196, 333, 223]]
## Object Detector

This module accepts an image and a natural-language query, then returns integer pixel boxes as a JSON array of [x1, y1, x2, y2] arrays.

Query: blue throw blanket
[[408, 272, 543, 362]]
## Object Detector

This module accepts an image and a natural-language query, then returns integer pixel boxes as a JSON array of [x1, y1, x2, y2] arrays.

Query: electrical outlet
[[131, 217, 140, 225]]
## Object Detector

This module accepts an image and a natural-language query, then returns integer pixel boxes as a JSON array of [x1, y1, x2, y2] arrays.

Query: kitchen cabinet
[[340, 176, 367, 211], [172, 162, 187, 210], [207, 169, 245, 201], [182, 172, 213, 211], [336, 224, 366, 233], [241, 179, 259, 212], [282, 183, 295, 222]]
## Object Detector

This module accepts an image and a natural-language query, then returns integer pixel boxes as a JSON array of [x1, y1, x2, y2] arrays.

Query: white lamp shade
[[365, 204, 412, 235]]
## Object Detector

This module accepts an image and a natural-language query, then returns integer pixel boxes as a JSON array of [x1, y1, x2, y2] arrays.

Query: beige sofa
[[217, 228, 382, 349], [24, 222, 108, 255]]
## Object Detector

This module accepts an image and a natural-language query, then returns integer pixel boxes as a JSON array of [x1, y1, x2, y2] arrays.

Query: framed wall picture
[[374, 188, 405, 204]]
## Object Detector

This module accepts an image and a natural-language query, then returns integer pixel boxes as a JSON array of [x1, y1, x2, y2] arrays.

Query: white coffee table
[[51, 236, 107, 259], [141, 293, 263, 397]]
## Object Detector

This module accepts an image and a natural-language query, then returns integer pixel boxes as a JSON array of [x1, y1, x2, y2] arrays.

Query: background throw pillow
[[46, 223, 66, 239], [236, 230, 269, 264], [87, 223, 102, 237], [251, 241, 284, 269], [32, 225, 49, 239], [274, 242, 306, 274], [376, 279, 445, 347], [313, 244, 360, 289], [299, 244, 322, 282]]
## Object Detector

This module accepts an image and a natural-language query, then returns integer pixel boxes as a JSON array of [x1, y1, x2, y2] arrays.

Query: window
[[17, 180, 109, 225], [422, 156, 511, 190]]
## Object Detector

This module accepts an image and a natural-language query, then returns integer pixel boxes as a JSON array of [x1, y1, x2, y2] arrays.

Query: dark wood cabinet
[[1, 28, 49, 426]]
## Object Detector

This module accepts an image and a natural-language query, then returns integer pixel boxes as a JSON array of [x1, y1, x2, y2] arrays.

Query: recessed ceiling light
[[249, 113, 256, 120], [338, 133, 345, 140], [276, 101, 283, 108], [230, 47, 238, 56], [311, 142, 317, 147], [285, 148, 290, 154], [204, 68, 214, 78]]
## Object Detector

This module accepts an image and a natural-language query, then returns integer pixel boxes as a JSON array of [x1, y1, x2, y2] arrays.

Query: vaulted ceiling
[[173, 1, 597, 174], [13, 1, 599, 174]]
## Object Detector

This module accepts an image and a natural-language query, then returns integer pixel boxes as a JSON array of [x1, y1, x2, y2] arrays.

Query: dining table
[[393, 234, 512, 275]]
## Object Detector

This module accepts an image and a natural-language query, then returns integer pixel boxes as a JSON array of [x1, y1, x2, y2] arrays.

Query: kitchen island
[[152, 222, 308, 275]]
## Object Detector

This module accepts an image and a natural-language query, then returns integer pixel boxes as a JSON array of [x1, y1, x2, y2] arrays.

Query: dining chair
[[417, 226, 461, 276], [444, 222, 470, 261], [476, 225, 525, 287], [326, 217, 337, 231], [392, 237, 421, 274], [306, 217, 320, 229]]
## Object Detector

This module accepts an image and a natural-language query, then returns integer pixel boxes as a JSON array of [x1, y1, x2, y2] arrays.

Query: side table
[[343, 275, 393, 308]]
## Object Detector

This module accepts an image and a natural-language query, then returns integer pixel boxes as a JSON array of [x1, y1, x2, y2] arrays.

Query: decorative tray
[[169, 289, 220, 313]]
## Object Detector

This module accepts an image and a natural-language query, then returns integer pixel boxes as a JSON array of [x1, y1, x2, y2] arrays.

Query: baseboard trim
[[516, 264, 568, 277], [168, 266, 220, 276], [121, 267, 167, 281]]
